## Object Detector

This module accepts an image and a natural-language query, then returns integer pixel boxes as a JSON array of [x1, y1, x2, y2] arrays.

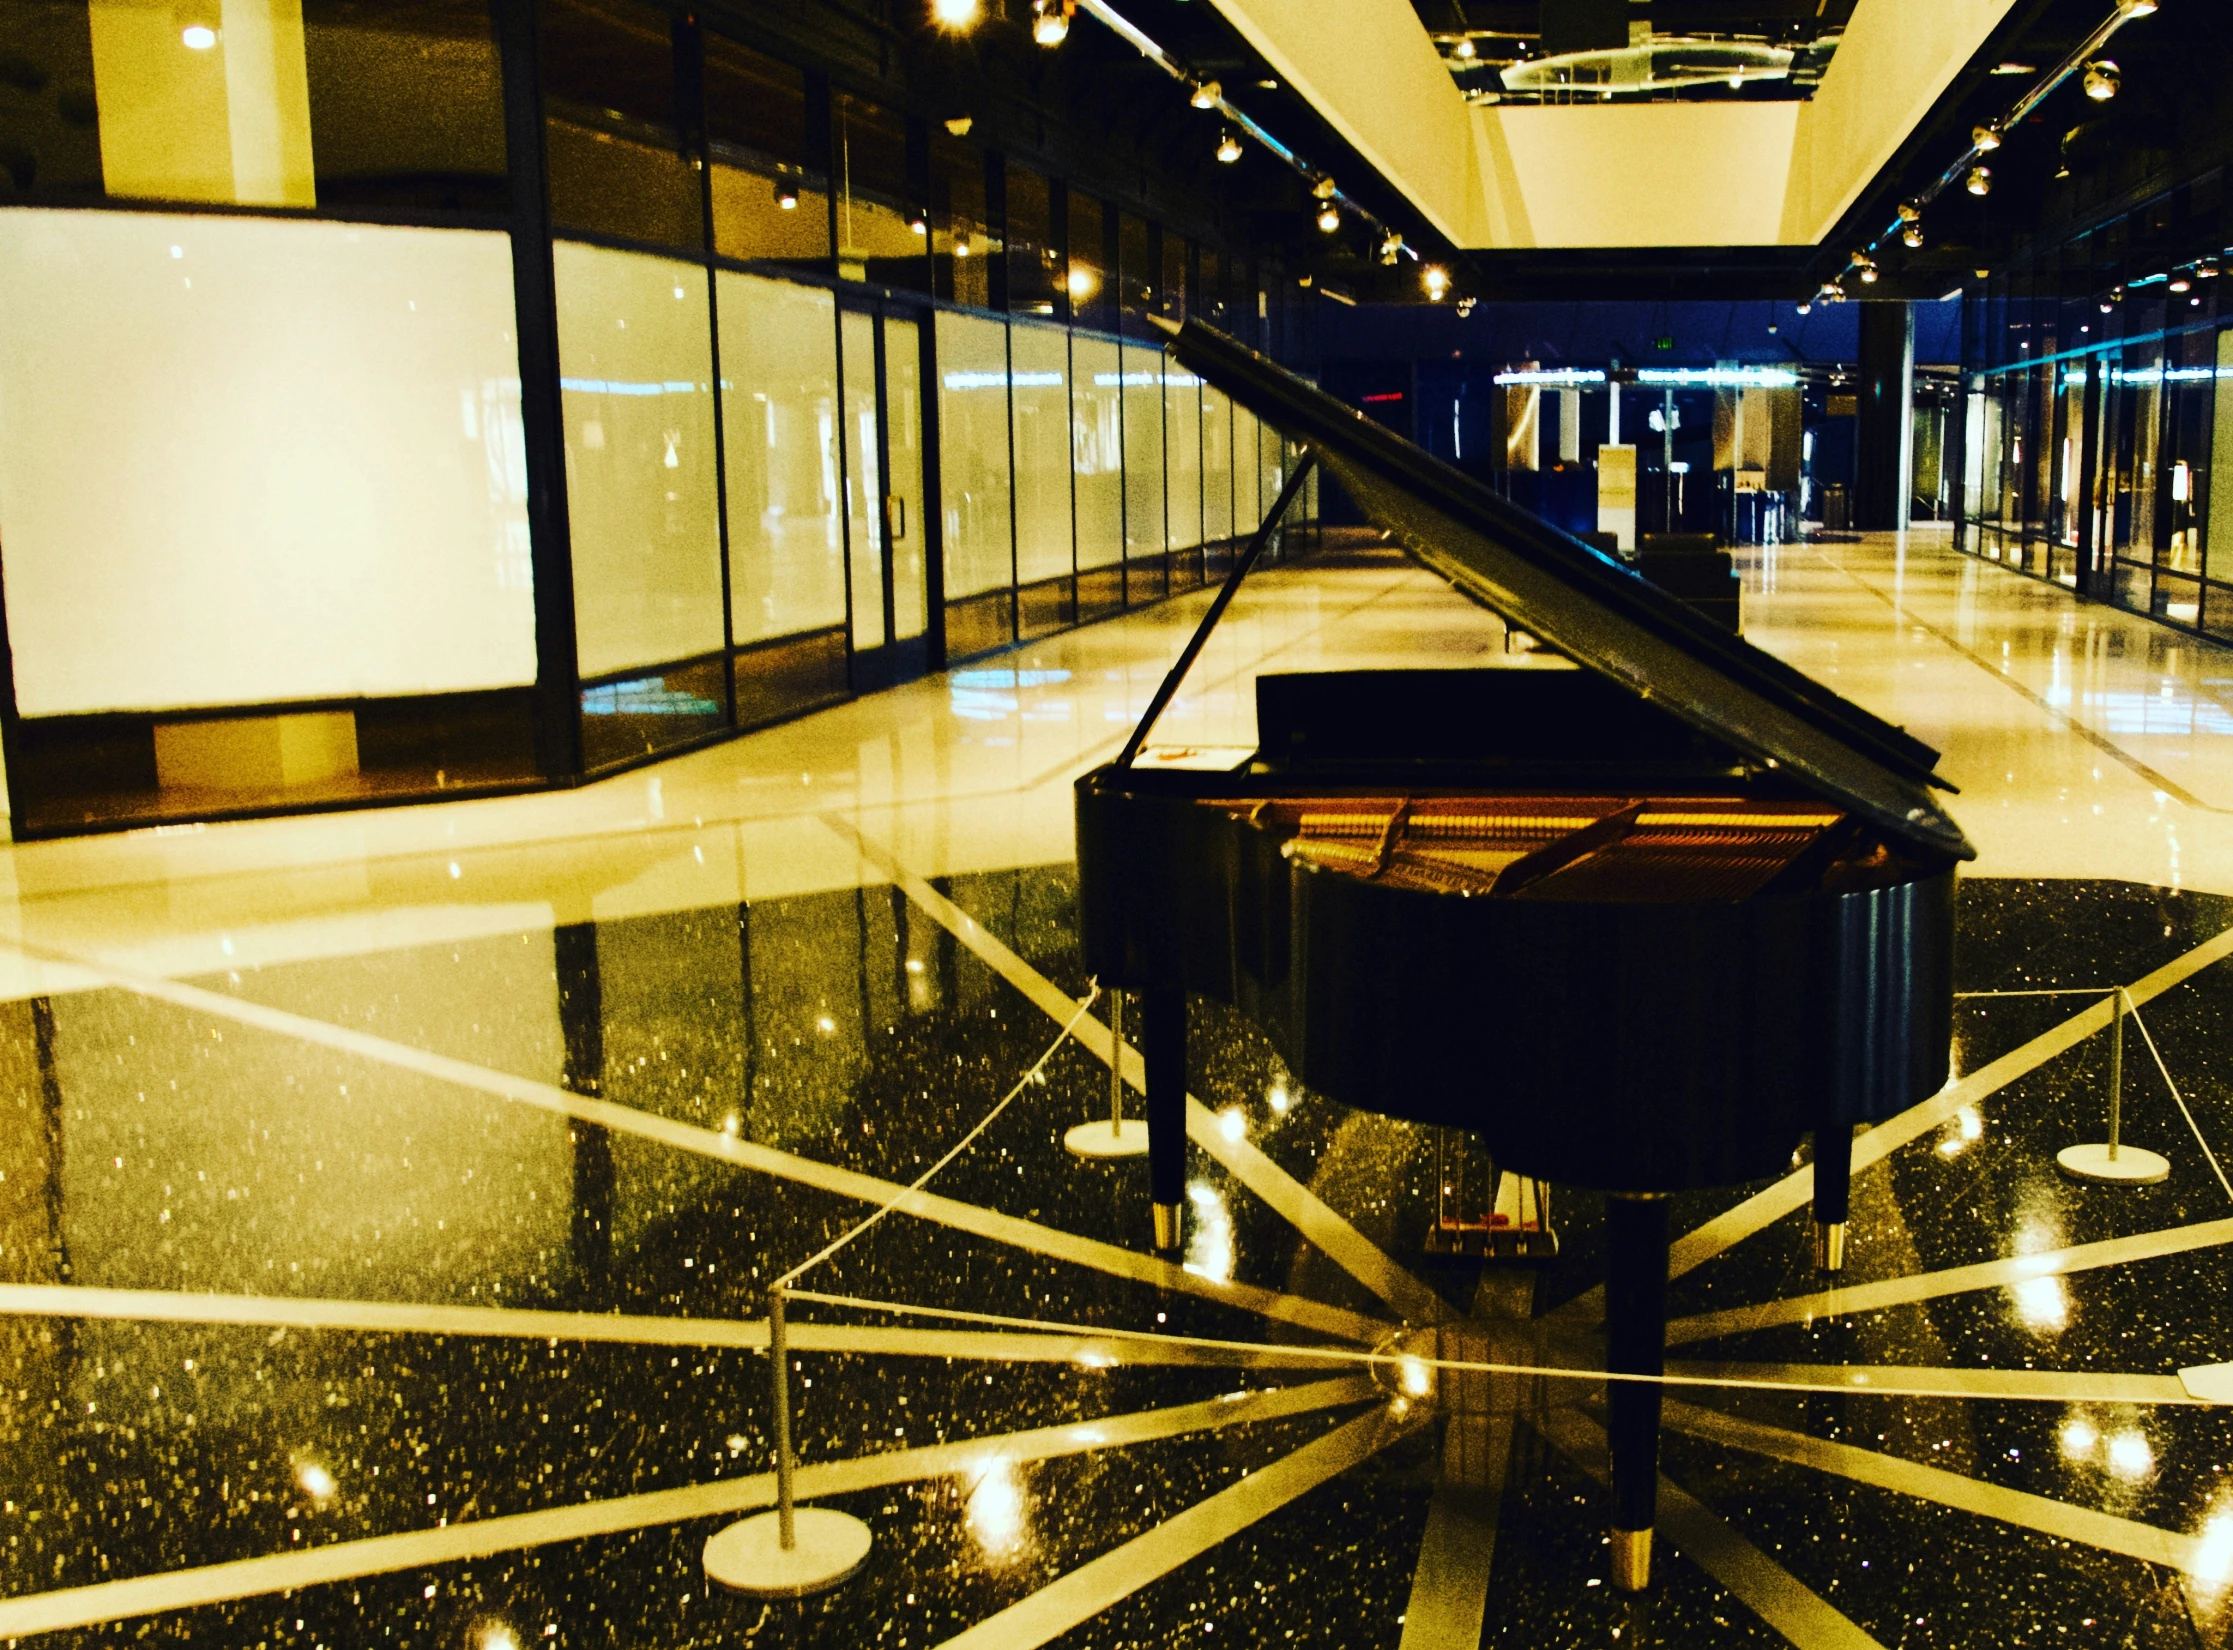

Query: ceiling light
[[1966, 165, 1993, 196], [1067, 266, 1098, 300], [774, 179, 799, 210], [1216, 131, 1242, 163], [2170, 270, 2193, 292], [1796, 301, 1812, 315], [1423, 265, 1449, 300], [2120, 0, 2158, 15], [1972, 124, 2002, 153], [1030, 0, 1072, 45], [2101, 297, 2116, 312], [1189, 79, 1221, 110], [930, 0, 980, 27], [1903, 224, 1924, 248], [908, 212, 928, 236], [181, 22, 216, 47], [1992, 61, 2035, 76], [1454, 38, 1475, 60], [1316, 204, 1340, 233], [1378, 231, 1402, 264], [1312, 175, 1337, 201], [1898, 202, 1922, 223], [943, 115, 973, 136], [2199, 260, 2221, 278], [1858, 263, 1880, 284], [2084, 60, 2120, 101], [1455, 296, 1475, 317]]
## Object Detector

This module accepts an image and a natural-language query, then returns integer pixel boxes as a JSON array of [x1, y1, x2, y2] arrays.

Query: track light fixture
[[1423, 265, 1450, 301], [2084, 59, 2120, 100], [2170, 269, 2193, 292], [1312, 175, 1338, 201], [1316, 203, 1340, 233], [943, 115, 974, 137], [1455, 296, 1476, 317], [1972, 124, 2003, 153], [1378, 232, 1402, 265], [1966, 165, 1993, 196], [1858, 261, 1880, 284], [774, 179, 800, 210], [1898, 202, 1922, 224], [1031, 0, 1073, 46], [1795, 301, 1812, 315], [1216, 131, 1242, 163], [930, 0, 981, 28], [1902, 224, 1924, 248], [2200, 260, 2222, 279], [1454, 37, 1476, 60], [908, 211, 928, 236], [1189, 79, 1221, 109]]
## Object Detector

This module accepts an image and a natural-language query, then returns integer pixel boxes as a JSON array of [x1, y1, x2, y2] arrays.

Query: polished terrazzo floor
[[6, 531, 2233, 1647]]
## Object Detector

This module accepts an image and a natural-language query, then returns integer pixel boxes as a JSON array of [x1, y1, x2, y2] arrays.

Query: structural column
[[1855, 300, 1915, 533]]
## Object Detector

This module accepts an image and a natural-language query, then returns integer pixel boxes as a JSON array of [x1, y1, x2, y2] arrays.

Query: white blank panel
[[555, 242, 724, 680], [1165, 365, 1202, 552], [1071, 333, 1124, 571], [717, 272, 844, 646], [1202, 382, 1233, 544], [936, 311, 1014, 600], [1121, 342, 1164, 562], [1010, 321, 1072, 587], [0, 209, 535, 717]]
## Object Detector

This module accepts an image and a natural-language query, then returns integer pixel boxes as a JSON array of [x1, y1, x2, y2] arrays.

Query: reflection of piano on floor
[[1075, 318, 1969, 1594]]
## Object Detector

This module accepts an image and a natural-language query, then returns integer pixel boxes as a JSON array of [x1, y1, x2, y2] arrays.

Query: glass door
[[838, 302, 930, 688]]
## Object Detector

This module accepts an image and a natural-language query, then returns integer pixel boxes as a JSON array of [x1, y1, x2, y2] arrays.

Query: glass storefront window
[[1165, 362, 1202, 553], [1121, 338, 1165, 598], [717, 272, 843, 647], [1202, 381, 1233, 545], [706, 34, 829, 267], [936, 310, 1014, 656], [555, 241, 724, 680], [1067, 190, 1109, 333], [1, 0, 506, 211], [840, 309, 886, 652], [931, 127, 992, 309], [1233, 410, 1260, 535], [835, 92, 922, 291], [0, 208, 532, 715], [1011, 319, 1073, 611], [1161, 229, 1187, 323], [1006, 162, 1058, 317], [1072, 334, 1124, 571], [541, 0, 699, 249], [1117, 211, 1152, 328], [886, 317, 928, 642]]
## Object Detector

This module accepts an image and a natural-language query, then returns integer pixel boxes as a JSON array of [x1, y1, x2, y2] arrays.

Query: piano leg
[[1142, 988, 1187, 1252], [1813, 1122, 1852, 1273], [1605, 1192, 1668, 1593]]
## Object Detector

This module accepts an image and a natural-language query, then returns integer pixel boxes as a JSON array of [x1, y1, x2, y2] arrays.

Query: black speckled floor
[[4, 869, 2233, 1647]]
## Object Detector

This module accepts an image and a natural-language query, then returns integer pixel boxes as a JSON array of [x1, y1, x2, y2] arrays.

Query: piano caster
[[1814, 1220, 1847, 1273], [1152, 1200, 1184, 1253], [1609, 1527, 1653, 1592]]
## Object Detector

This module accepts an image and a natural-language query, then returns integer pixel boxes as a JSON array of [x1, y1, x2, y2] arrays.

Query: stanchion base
[[2056, 1143, 2170, 1184], [1609, 1526, 1653, 1592], [704, 1508, 871, 1598], [1065, 1119, 1150, 1159]]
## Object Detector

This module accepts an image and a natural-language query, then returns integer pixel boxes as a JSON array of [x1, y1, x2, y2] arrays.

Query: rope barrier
[[779, 1287, 2217, 1406]]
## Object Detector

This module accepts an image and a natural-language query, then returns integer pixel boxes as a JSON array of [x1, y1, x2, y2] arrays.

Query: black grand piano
[[1076, 320, 1968, 1592]]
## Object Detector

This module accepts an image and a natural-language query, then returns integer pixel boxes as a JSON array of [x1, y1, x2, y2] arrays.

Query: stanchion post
[[701, 1280, 871, 1596], [770, 1282, 795, 1549], [2108, 987, 2125, 1162], [2056, 984, 2168, 1185], [1066, 982, 1148, 1159]]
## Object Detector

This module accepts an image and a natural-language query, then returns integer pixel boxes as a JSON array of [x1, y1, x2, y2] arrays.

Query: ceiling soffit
[[1204, 0, 2016, 249]]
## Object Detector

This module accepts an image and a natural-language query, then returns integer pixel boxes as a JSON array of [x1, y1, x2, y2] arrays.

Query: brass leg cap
[[1152, 1201, 1183, 1252], [1814, 1221, 1847, 1273], [1609, 1526, 1652, 1592]]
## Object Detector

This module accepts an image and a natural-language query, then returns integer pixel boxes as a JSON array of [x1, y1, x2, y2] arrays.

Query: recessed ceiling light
[[1992, 61, 2035, 75]]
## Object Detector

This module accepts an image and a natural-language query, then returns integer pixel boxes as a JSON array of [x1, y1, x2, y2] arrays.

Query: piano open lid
[[1159, 317, 1973, 863]]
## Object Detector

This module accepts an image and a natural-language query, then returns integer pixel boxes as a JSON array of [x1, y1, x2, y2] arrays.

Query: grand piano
[[1076, 319, 1967, 1592]]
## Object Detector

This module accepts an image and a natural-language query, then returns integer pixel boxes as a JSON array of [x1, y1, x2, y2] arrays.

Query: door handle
[[883, 494, 906, 541]]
